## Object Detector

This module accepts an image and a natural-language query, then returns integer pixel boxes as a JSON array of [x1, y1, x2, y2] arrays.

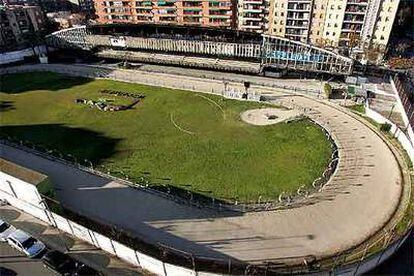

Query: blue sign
[[266, 50, 323, 62]]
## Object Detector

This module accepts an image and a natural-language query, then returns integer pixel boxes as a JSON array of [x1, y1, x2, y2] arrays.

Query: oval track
[[0, 65, 404, 266]]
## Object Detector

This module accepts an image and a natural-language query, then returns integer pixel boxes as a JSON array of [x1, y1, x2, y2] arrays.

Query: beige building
[[237, 0, 269, 32], [266, 0, 400, 49]]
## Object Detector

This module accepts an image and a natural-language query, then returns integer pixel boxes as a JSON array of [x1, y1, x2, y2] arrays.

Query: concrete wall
[[390, 77, 414, 145], [0, 171, 45, 210], [365, 102, 414, 163], [0, 46, 47, 65]]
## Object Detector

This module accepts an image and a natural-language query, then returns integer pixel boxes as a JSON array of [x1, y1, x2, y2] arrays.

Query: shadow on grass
[[0, 101, 14, 112], [0, 72, 92, 94], [0, 124, 121, 165]]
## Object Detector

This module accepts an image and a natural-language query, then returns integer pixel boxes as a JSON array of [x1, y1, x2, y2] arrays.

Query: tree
[[22, 30, 45, 57]]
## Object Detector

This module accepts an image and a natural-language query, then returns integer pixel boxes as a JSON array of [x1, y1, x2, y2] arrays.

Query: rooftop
[[0, 158, 47, 186]]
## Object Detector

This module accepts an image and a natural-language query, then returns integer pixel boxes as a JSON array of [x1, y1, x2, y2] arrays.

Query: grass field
[[0, 72, 332, 202]]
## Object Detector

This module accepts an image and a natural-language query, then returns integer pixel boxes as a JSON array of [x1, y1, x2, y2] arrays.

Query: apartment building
[[267, 0, 400, 48], [0, 4, 45, 51], [94, 0, 236, 28], [92, 0, 399, 52], [237, 0, 269, 32], [1, 0, 86, 13]]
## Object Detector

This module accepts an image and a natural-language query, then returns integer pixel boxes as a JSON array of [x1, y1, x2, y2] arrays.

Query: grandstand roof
[[88, 23, 262, 44]]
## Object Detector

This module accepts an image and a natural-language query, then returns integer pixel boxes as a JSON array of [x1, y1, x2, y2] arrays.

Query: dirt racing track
[[0, 65, 409, 272]]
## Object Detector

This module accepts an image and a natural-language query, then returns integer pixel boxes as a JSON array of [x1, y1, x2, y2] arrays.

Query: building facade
[[94, 0, 236, 28], [237, 0, 269, 32], [1, 0, 94, 13], [90, 0, 400, 56], [267, 0, 400, 49], [0, 5, 45, 51]]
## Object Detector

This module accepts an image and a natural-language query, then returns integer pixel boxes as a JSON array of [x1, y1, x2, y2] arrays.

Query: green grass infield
[[0, 72, 332, 203]]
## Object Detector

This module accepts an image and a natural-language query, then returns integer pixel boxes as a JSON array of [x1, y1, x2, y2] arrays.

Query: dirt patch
[[241, 108, 302, 126]]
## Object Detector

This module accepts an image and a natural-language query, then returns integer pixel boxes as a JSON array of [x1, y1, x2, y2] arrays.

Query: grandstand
[[46, 24, 354, 75]]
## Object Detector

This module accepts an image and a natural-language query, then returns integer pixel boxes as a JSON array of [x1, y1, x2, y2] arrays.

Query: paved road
[[0, 64, 406, 265], [0, 242, 53, 276]]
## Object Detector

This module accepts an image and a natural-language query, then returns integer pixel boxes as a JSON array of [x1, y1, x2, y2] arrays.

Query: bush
[[380, 123, 392, 133], [324, 83, 333, 98]]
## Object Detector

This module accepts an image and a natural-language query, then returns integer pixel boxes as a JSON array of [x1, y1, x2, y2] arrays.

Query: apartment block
[[0, 5, 45, 51], [267, 0, 400, 49], [237, 0, 269, 32], [94, 0, 236, 28], [2, 0, 87, 13]]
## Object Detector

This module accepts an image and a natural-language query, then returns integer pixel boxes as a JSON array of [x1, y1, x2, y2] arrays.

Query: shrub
[[324, 83, 333, 98], [380, 123, 392, 133]]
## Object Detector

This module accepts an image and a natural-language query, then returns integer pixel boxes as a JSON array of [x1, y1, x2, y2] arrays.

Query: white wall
[[0, 171, 44, 207], [365, 103, 414, 163], [390, 77, 414, 145], [0, 46, 47, 65]]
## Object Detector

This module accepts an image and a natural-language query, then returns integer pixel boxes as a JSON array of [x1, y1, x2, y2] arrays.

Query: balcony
[[347, 0, 368, 5]]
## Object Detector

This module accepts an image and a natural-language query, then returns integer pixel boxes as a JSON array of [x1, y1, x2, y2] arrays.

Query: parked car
[[0, 219, 15, 242], [42, 250, 101, 275], [6, 229, 46, 258]]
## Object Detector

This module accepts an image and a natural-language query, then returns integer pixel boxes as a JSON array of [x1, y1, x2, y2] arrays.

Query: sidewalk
[[0, 204, 148, 276]]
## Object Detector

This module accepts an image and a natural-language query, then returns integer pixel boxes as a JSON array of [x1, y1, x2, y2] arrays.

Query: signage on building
[[110, 37, 126, 47]]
